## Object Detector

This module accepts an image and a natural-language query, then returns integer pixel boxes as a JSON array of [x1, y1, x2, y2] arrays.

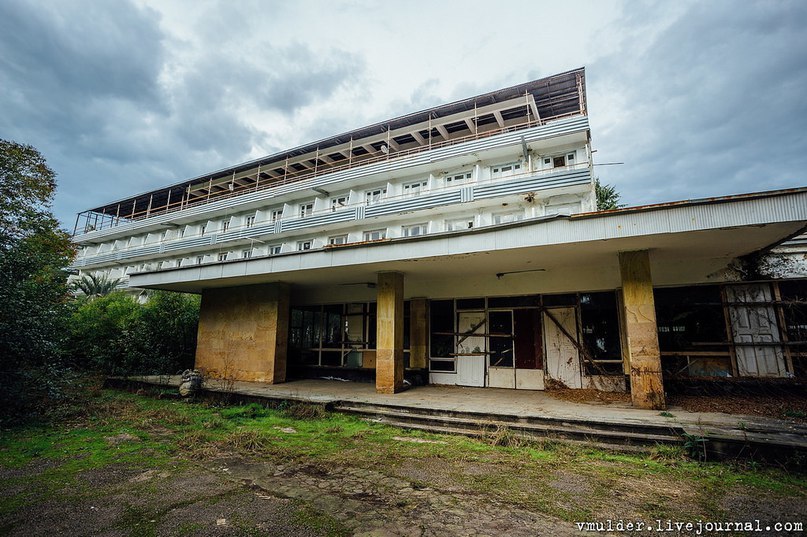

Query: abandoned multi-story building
[[71, 67, 807, 409]]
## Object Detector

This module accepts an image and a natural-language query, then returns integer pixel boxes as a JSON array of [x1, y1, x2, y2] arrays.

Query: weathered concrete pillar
[[195, 282, 290, 384], [409, 298, 429, 369], [376, 272, 404, 393], [618, 250, 666, 410]]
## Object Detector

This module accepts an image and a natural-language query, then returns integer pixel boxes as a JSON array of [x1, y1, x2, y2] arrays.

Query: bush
[[65, 290, 200, 376]]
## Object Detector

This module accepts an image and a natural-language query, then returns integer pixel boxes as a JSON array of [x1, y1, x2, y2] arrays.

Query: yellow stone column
[[376, 272, 404, 393], [409, 298, 429, 369], [195, 282, 290, 384], [618, 250, 666, 410]]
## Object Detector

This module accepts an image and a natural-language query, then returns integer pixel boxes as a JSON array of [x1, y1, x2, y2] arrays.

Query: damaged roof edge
[[81, 67, 586, 215]]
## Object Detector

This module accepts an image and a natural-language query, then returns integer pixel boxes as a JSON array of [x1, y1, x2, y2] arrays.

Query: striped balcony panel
[[474, 169, 591, 200], [365, 191, 461, 219], [280, 207, 356, 232]]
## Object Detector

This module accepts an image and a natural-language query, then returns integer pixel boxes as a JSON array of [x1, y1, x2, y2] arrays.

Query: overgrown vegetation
[[1, 387, 804, 535], [64, 290, 200, 376], [0, 140, 200, 425], [0, 140, 77, 424]]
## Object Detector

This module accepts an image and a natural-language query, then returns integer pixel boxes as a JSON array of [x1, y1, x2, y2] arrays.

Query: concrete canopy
[[129, 188, 807, 301]]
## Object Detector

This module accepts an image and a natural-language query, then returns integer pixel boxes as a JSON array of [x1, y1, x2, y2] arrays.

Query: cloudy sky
[[1, 0, 806, 229]]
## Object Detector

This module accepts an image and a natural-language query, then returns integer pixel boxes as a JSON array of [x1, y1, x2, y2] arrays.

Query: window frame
[[364, 187, 387, 205], [330, 195, 348, 210], [445, 170, 472, 185], [491, 162, 522, 178], [402, 180, 427, 196], [363, 229, 386, 241], [402, 223, 428, 237], [299, 202, 314, 218]]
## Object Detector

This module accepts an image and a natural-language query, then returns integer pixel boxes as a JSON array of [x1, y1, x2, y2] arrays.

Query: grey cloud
[[590, 1, 807, 205]]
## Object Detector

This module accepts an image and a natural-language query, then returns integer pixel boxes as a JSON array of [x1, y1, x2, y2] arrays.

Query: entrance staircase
[[333, 400, 685, 452]]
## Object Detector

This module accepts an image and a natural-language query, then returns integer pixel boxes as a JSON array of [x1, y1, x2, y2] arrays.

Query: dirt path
[[214, 456, 575, 537], [1, 455, 576, 536]]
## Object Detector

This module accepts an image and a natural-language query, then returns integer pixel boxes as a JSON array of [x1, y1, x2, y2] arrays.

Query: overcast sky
[[1, 0, 805, 229]]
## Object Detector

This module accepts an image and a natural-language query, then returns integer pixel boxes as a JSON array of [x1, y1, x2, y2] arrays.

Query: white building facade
[[71, 68, 807, 409]]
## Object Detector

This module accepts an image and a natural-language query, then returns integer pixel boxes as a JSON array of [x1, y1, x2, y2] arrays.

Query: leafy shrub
[[65, 290, 200, 376]]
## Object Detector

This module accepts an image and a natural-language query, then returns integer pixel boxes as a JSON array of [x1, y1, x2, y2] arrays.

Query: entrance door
[[726, 284, 786, 377], [456, 311, 486, 386], [514, 309, 544, 390], [543, 307, 582, 389], [488, 310, 515, 388]]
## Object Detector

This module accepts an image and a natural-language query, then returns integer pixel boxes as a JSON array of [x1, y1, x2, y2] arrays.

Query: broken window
[[777, 280, 807, 377], [579, 292, 622, 374], [654, 285, 729, 377], [289, 301, 399, 371], [446, 218, 474, 231], [488, 310, 514, 367], [330, 196, 348, 210]]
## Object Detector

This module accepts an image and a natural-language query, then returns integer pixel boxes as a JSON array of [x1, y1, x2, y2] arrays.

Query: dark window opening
[[654, 285, 729, 377], [430, 300, 454, 359], [778, 280, 807, 378], [579, 292, 622, 375]]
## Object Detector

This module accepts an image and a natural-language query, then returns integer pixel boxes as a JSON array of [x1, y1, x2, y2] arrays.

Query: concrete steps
[[333, 401, 685, 452]]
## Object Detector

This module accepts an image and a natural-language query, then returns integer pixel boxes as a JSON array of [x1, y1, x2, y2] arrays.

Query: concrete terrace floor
[[128, 376, 807, 452]]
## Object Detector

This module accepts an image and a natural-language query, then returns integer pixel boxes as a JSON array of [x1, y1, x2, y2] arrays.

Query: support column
[[195, 282, 290, 384], [410, 298, 429, 370], [376, 272, 404, 393], [618, 250, 666, 410]]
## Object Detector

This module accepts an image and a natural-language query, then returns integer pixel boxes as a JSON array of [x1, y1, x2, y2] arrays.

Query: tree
[[0, 140, 75, 418], [71, 272, 122, 298], [595, 178, 624, 210]]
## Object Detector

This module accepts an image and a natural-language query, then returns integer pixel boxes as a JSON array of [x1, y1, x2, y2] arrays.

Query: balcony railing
[[76, 112, 586, 234]]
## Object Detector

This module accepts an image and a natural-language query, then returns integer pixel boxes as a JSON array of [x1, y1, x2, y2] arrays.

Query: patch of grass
[[221, 430, 274, 454], [481, 423, 526, 447], [784, 409, 806, 419], [292, 502, 351, 537], [282, 401, 327, 420], [659, 411, 674, 418], [220, 402, 269, 420], [651, 443, 687, 461]]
